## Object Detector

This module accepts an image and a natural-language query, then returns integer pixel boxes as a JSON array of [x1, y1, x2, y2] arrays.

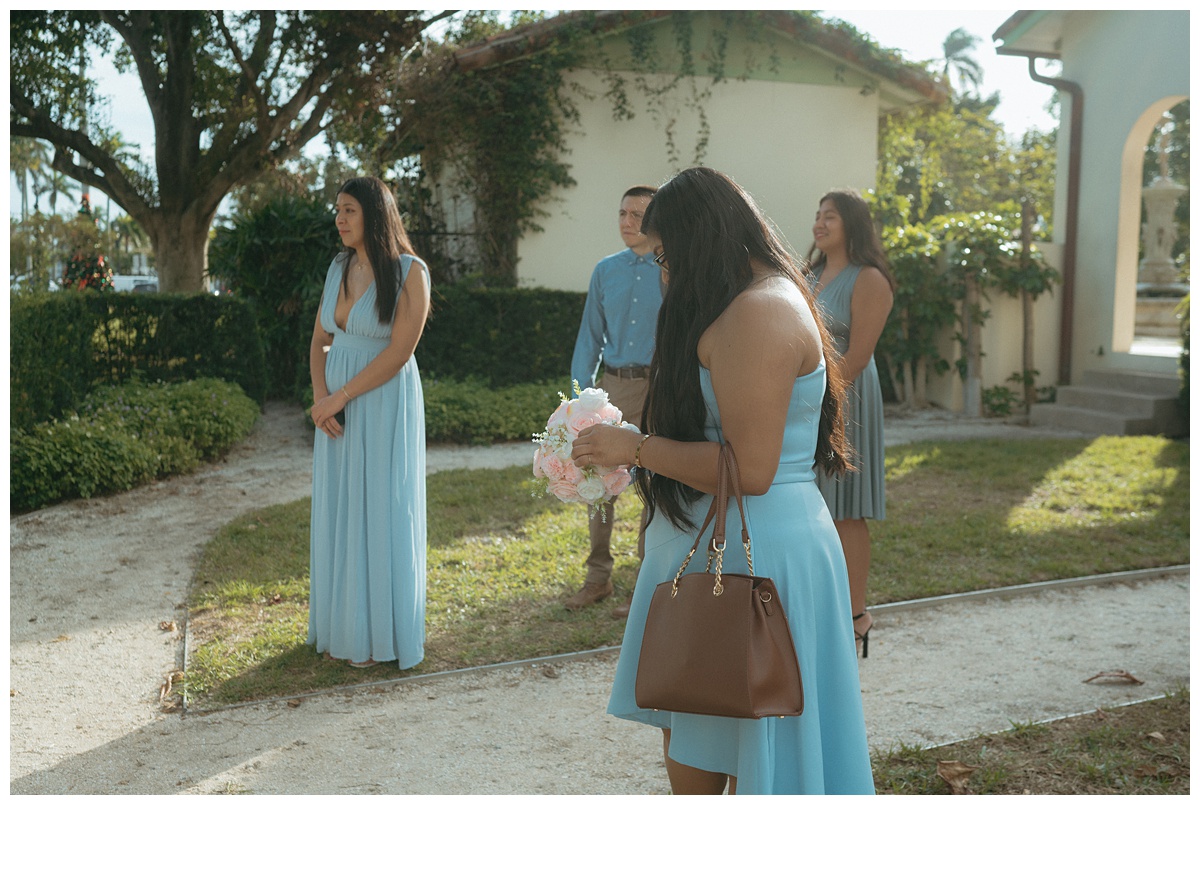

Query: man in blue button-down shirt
[[565, 185, 664, 617]]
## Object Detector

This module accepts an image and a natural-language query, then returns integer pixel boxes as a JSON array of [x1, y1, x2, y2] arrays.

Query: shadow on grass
[[186, 437, 1190, 708], [872, 437, 1189, 604], [185, 464, 639, 709]]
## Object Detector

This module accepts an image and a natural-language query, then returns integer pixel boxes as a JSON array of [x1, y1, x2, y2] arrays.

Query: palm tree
[[941, 27, 985, 98], [10, 137, 50, 221], [45, 168, 77, 215], [111, 214, 148, 272]]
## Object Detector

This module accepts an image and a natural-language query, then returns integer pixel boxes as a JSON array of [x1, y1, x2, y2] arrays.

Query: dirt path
[[8, 403, 1189, 794]]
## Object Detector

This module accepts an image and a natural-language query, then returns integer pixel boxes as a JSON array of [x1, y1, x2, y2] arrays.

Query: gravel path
[[8, 403, 1190, 795]]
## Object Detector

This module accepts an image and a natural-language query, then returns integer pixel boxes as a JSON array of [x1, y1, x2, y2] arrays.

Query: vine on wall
[[377, 11, 923, 284]]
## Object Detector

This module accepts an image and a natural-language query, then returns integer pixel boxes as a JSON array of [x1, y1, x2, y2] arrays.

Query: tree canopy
[[10, 10, 451, 291]]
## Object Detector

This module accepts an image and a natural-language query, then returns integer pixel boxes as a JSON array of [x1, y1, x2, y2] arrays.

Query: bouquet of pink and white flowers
[[533, 382, 637, 517]]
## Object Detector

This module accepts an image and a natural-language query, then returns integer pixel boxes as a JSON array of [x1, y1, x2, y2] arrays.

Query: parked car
[[112, 274, 158, 293], [9, 274, 59, 293]]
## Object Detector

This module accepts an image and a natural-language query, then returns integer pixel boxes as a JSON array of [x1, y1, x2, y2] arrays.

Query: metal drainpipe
[[997, 49, 1083, 387]]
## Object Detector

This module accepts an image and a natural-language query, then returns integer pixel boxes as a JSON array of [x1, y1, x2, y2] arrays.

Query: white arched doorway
[[1113, 95, 1188, 355]]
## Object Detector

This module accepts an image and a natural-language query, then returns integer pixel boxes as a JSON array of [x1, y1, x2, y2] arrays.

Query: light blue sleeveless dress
[[607, 362, 875, 794], [308, 254, 427, 669], [814, 265, 886, 519]]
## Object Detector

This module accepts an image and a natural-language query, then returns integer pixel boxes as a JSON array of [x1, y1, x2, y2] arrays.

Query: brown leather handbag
[[635, 443, 804, 719]]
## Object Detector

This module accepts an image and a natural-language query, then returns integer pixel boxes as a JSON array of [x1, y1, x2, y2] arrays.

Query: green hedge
[[9, 290, 98, 436], [418, 284, 586, 385], [208, 195, 587, 395], [424, 376, 569, 444], [10, 378, 260, 513], [209, 195, 339, 400], [10, 290, 267, 432]]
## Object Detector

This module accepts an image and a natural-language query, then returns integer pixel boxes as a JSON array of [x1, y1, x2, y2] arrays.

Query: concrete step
[[1032, 368, 1186, 436], [1029, 403, 1157, 435], [1056, 385, 1179, 420], [1137, 319, 1184, 337], [1078, 368, 1181, 397]]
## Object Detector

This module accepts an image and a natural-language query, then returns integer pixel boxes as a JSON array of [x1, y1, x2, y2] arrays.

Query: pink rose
[[547, 400, 571, 427], [602, 467, 632, 497], [533, 447, 556, 479], [596, 403, 623, 424], [566, 409, 604, 435], [548, 475, 582, 503], [561, 458, 584, 485]]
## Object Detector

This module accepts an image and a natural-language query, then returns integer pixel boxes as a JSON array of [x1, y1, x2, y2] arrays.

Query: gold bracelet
[[340, 387, 352, 402], [634, 433, 653, 469]]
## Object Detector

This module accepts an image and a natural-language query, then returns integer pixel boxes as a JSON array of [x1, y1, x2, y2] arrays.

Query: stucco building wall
[[1049, 10, 1188, 378], [516, 70, 880, 290]]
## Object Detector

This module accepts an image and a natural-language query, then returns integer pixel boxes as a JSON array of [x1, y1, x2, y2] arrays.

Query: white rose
[[575, 387, 610, 413], [576, 474, 607, 505]]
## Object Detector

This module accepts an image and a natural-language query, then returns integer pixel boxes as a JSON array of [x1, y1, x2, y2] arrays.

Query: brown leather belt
[[605, 365, 651, 380]]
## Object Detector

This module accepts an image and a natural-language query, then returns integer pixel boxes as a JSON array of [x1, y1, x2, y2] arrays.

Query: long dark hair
[[636, 167, 851, 530], [336, 177, 420, 326], [805, 188, 896, 290]]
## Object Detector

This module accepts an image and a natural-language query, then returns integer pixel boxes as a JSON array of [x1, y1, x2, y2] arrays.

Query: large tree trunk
[[146, 208, 216, 292]]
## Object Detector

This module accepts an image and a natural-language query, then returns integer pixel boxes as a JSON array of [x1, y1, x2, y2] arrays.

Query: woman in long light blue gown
[[572, 168, 874, 794], [808, 189, 895, 657], [307, 177, 430, 670]]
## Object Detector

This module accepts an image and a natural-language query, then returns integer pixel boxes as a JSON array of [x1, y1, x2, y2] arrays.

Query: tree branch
[[216, 11, 272, 134], [99, 12, 167, 133], [10, 95, 151, 218]]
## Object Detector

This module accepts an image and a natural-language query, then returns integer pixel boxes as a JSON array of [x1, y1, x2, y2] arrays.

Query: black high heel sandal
[[853, 612, 872, 659]]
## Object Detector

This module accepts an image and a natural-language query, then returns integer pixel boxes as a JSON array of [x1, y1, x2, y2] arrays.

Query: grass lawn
[[872, 688, 1189, 795], [182, 435, 1189, 712]]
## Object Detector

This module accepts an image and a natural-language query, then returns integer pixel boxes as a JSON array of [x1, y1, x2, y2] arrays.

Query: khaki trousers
[[586, 371, 649, 584]]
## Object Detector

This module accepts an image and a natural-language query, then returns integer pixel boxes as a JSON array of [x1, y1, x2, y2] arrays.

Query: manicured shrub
[[11, 420, 162, 512], [9, 290, 97, 433], [82, 378, 261, 459], [10, 289, 267, 432], [10, 379, 260, 513], [418, 285, 586, 385], [424, 376, 568, 445], [209, 195, 340, 399]]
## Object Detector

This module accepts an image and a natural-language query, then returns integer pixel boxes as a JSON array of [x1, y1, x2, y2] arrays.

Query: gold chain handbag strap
[[670, 443, 730, 596], [720, 444, 755, 578], [669, 443, 756, 597]]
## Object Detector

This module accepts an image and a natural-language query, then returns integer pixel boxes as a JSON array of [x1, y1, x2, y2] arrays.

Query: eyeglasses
[[652, 251, 668, 269]]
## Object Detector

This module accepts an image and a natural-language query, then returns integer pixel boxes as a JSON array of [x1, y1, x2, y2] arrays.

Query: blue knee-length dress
[[814, 265, 886, 520], [607, 363, 875, 794], [308, 253, 427, 669]]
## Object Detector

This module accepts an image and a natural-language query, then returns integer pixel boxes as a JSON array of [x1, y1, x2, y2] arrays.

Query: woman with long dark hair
[[571, 168, 874, 794], [806, 189, 895, 658], [307, 177, 431, 669]]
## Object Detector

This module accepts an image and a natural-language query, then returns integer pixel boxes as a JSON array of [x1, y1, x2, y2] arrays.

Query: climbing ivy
[[359, 11, 936, 284], [356, 11, 584, 285]]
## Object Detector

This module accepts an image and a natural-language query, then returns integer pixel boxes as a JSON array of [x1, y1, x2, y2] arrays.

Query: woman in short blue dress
[[307, 177, 431, 670], [572, 168, 874, 794], [807, 189, 894, 657]]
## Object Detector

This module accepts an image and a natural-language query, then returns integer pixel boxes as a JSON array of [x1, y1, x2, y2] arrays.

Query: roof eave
[[993, 10, 1067, 59], [453, 9, 946, 104]]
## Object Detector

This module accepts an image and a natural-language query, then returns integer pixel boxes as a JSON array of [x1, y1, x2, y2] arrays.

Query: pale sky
[[11, 8, 1063, 222], [827, 8, 1061, 135]]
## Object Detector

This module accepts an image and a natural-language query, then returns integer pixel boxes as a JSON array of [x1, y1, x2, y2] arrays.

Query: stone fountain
[[1136, 125, 1188, 338]]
